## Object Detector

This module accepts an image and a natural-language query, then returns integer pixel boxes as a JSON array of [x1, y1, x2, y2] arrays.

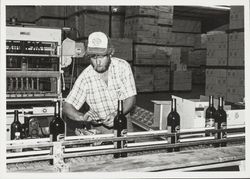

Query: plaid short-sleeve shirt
[[65, 57, 137, 120]]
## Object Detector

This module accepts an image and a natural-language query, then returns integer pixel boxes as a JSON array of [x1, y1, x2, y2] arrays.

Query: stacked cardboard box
[[134, 45, 157, 65], [180, 47, 192, 66], [205, 69, 227, 98], [171, 17, 201, 47], [6, 6, 36, 23], [156, 6, 173, 25], [225, 6, 245, 103], [134, 45, 172, 65], [156, 26, 173, 45], [35, 6, 65, 28], [188, 49, 206, 66], [133, 66, 171, 92], [66, 13, 109, 39], [170, 47, 193, 71], [172, 71, 192, 91], [194, 34, 207, 49], [77, 6, 109, 12], [124, 17, 158, 44], [228, 32, 244, 66], [125, 6, 174, 92], [65, 6, 125, 39], [229, 6, 244, 29], [111, 38, 133, 62], [155, 6, 173, 45], [170, 33, 196, 46], [36, 6, 66, 18], [111, 15, 125, 38], [133, 66, 154, 92], [190, 68, 205, 85], [125, 6, 158, 17], [154, 47, 172, 65], [124, 6, 157, 44], [154, 67, 170, 91], [205, 32, 228, 100], [206, 32, 228, 66], [170, 47, 181, 70], [226, 69, 244, 103], [188, 33, 207, 85], [172, 18, 201, 33]]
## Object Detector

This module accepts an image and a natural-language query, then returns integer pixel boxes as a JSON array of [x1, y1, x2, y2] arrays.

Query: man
[[63, 32, 137, 134]]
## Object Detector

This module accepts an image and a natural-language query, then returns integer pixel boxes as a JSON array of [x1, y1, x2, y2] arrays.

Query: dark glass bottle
[[166, 98, 180, 152], [120, 101, 128, 158], [205, 95, 216, 137], [11, 110, 22, 140], [214, 97, 227, 147], [20, 116, 30, 139], [49, 101, 65, 142], [113, 100, 127, 158]]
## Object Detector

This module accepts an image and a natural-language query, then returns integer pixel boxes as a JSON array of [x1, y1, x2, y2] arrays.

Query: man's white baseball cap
[[86, 32, 109, 55]]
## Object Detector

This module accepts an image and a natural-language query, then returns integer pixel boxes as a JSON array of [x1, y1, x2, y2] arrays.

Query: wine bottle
[[214, 97, 227, 147], [20, 116, 30, 139], [13, 132, 23, 152], [166, 98, 180, 152], [49, 101, 65, 142], [11, 110, 22, 140], [120, 101, 128, 158], [113, 99, 127, 158], [205, 95, 216, 137]]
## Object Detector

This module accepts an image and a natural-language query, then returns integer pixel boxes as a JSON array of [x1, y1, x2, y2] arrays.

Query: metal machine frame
[[6, 125, 245, 172], [6, 26, 63, 140]]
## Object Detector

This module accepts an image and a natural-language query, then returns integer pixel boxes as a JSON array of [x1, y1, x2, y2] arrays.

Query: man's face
[[90, 54, 111, 73]]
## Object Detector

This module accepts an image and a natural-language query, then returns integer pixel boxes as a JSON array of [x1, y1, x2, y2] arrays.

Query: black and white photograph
[[0, 0, 249, 178]]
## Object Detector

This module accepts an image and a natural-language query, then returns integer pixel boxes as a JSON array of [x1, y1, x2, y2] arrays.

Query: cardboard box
[[226, 109, 245, 126], [152, 96, 208, 130], [152, 100, 171, 130], [152, 95, 232, 130], [173, 95, 208, 129], [112, 38, 133, 62]]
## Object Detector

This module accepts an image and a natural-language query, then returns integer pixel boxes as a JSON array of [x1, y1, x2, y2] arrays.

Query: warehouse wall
[[5, 6, 245, 103]]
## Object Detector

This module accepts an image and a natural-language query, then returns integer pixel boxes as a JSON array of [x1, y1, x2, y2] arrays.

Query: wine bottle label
[[14, 132, 20, 139], [167, 126, 171, 133], [175, 126, 180, 143], [121, 129, 127, 136], [114, 130, 118, 148], [114, 130, 118, 137], [50, 134, 53, 141], [221, 122, 227, 129], [175, 126, 180, 133], [221, 122, 227, 138], [205, 118, 215, 127], [167, 126, 172, 143], [214, 122, 218, 139]]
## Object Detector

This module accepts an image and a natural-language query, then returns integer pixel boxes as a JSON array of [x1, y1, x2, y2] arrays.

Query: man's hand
[[102, 112, 117, 128], [77, 112, 92, 122]]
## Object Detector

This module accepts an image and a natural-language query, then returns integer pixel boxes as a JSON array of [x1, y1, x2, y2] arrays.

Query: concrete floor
[[136, 84, 205, 112]]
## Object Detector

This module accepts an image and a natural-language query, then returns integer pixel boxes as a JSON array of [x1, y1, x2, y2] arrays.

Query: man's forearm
[[123, 95, 136, 115], [62, 102, 83, 121]]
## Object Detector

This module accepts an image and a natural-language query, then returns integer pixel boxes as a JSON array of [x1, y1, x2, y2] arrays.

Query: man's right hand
[[77, 112, 91, 122]]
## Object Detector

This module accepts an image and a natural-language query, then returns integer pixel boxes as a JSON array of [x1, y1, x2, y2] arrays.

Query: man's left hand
[[102, 112, 116, 128]]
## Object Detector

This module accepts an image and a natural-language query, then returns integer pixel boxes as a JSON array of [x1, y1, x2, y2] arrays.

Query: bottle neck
[[55, 101, 60, 117], [218, 97, 224, 109], [117, 100, 123, 115], [209, 95, 214, 107], [171, 98, 176, 112], [14, 110, 19, 122]]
